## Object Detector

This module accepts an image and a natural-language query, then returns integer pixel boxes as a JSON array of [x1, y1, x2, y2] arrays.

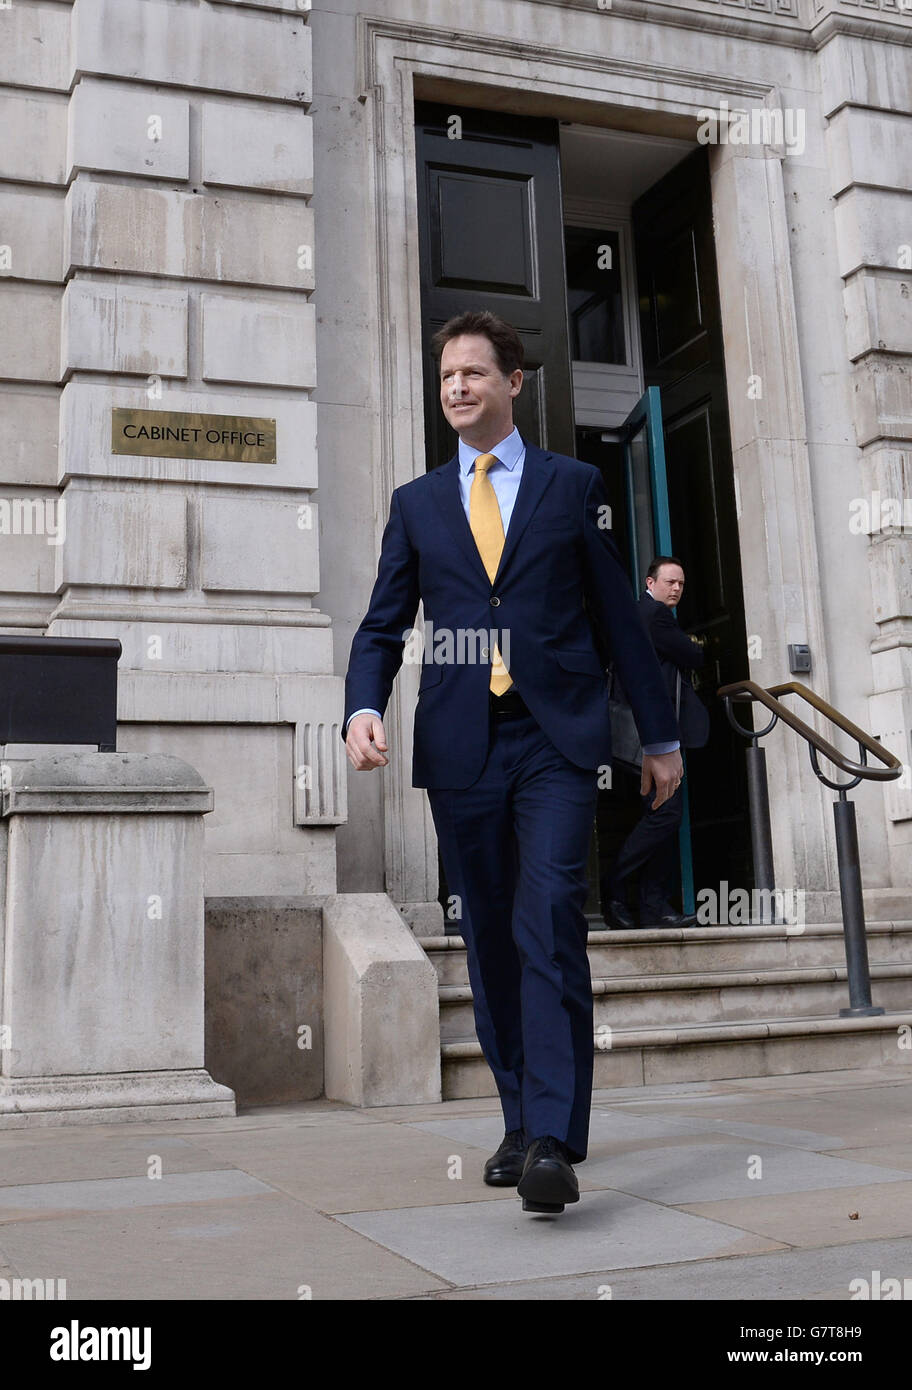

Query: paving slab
[[330, 1096, 509, 1124], [611, 1092, 912, 1145], [0, 1193, 450, 1300], [591, 1080, 738, 1100], [615, 1116, 851, 1151], [188, 1119, 511, 1212], [580, 1142, 910, 1203], [0, 1169, 275, 1223], [336, 1190, 784, 1285], [408, 1236, 912, 1300], [824, 1143, 912, 1172], [0, 1100, 379, 1143], [720, 1068, 910, 1093], [406, 1109, 751, 1152], [680, 1179, 912, 1248], [612, 1068, 907, 1101], [0, 1133, 238, 1187]]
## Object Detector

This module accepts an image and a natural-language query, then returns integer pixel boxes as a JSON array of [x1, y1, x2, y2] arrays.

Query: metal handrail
[[717, 676, 904, 1018], [718, 678, 902, 783]]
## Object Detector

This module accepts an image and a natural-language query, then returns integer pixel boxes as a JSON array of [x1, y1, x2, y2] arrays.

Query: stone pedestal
[[323, 893, 441, 1107], [0, 751, 235, 1126]]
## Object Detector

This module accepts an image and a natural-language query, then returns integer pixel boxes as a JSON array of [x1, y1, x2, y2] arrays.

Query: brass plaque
[[112, 409, 277, 464]]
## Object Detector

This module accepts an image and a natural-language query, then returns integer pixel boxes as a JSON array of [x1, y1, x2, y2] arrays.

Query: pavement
[[1, 1065, 911, 1301]]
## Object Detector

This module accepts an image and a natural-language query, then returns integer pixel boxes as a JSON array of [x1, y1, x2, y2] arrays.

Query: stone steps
[[438, 961, 912, 1038], [422, 921, 912, 987], [417, 921, 912, 1098], [441, 1011, 912, 1096]]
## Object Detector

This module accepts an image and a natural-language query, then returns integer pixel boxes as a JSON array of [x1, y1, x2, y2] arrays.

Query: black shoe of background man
[[643, 909, 698, 928], [517, 1135, 580, 1213], [603, 898, 636, 931], [483, 1129, 527, 1186]]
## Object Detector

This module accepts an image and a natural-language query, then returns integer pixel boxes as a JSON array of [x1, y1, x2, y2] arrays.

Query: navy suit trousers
[[606, 782, 685, 919], [427, 708, 598, 1163]]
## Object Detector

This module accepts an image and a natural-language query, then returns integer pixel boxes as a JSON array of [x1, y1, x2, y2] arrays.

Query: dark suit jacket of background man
[[637, 590, 709, 749], [343, 439, 680, 784]]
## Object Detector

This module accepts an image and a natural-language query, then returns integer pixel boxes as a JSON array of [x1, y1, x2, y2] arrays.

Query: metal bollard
[[745, 742, 776, 922], [833, 792, 884, 1017]]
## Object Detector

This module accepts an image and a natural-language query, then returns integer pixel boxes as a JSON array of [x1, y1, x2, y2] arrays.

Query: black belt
[[489, 688, 530, 718]]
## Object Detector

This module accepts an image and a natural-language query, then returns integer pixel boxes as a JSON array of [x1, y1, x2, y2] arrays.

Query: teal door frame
[[620, 386, 695, 916]]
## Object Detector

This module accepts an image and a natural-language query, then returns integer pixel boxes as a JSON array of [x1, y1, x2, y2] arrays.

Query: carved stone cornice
[[359, 16, 775, 102], [459, 0, 912, 52], [360, 12, 910, 100]]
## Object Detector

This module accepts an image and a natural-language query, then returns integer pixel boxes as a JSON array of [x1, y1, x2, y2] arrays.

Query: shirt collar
[[458, 426, 524, 476]]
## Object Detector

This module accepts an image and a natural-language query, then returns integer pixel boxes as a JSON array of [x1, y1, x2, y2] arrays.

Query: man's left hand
[[640, 749, 684, 810]]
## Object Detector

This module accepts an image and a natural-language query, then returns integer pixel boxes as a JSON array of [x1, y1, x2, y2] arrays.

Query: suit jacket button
[[490, 596, 500, 606]]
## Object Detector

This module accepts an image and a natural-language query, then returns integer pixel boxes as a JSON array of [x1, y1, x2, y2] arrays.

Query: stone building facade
[[1, 0, 910, 1073]]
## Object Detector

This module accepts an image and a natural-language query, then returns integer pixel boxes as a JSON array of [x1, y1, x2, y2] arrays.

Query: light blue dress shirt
[[347, 426, 679, 756]]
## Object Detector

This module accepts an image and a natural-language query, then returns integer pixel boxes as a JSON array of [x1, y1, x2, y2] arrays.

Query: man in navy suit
[[603, 557, 710, 930], [343, 310, 681, 1214]]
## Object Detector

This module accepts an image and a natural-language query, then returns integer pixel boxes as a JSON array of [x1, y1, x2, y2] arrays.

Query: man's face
[[647, 563, 685, 606], [439, 334, 522, 443]]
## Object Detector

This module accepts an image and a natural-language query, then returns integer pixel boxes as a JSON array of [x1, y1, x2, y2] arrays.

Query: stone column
[[820, 30, 912, 886], [0, 751, 235, 1126], [709, 139, 834, 894]]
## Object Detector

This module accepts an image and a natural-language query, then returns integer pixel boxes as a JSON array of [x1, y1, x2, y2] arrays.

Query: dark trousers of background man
[[426, 705, 598, 1164], [602, 775, 684, 923]]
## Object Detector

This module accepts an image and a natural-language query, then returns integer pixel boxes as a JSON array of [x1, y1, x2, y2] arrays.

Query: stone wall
[[1, 0, 909, 915], [0, 0, 344, 896]]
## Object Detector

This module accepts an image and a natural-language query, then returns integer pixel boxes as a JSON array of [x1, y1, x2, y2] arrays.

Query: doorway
[[414, 101, 753, 928]]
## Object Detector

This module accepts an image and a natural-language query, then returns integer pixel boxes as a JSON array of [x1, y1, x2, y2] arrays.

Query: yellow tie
[[470, 453, 512, 695]]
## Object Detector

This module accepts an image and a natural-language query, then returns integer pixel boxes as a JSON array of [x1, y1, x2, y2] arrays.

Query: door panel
[[619, 387, 696, 915], [415, 101, 574, 470], [634, 146, 753, 893], [430, 171, 536, 295]]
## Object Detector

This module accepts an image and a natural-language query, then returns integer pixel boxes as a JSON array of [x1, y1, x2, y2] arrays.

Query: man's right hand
[[345, 713, 389, 771], [640, 748, 684, 811]]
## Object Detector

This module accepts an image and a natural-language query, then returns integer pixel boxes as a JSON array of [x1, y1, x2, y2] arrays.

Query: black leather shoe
[[643, 910, 698, 928], [483, 1129, 527, 1186], [603, 898, 636, 930], [516, 1135, 580, 1213]]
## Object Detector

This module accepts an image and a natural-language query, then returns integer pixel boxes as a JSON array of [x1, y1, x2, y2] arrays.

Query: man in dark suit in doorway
[[603, 556, 709, 930], [343, 311, 681, 1214]]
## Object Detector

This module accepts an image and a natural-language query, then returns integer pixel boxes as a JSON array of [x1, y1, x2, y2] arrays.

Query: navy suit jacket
[[638, 591, 710, 749], [343, 439, 679, 789]]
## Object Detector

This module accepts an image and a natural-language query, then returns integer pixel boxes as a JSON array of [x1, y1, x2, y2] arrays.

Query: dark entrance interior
[[413, 100, 753, 929]]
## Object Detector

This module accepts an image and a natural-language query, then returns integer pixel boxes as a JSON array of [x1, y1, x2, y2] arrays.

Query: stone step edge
[[437, 960, 912, 1004], [419, 922, 912, 952], [440, 1010, 912, 1057]]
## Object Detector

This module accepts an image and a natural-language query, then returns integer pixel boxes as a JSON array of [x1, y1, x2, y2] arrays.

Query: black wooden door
[[414, 101, 574, 468], [633, 146, 753, 892]]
